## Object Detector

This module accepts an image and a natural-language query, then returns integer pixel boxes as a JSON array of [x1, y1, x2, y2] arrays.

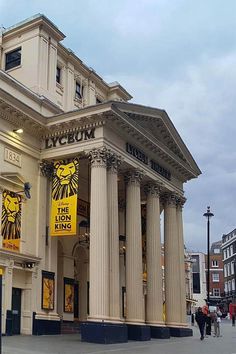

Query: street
[[2, 319, 236, 354]]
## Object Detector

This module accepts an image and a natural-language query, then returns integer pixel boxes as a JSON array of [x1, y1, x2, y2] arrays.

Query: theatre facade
[[0, 14, 201, 343]]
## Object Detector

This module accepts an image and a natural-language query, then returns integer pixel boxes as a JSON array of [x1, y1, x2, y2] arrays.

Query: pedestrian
[[195, 307, 207, 340], [212, 311, 218, 337], [215, 312, 221, 337]]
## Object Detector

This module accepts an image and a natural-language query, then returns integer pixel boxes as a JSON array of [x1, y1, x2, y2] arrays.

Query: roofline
[[3, 14, 65, 41]]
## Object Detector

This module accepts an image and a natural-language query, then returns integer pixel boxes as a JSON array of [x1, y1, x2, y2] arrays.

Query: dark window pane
[[56, 67, 61, 83], [5, 48, 21, 70], [75, 81, 83, 99], [192, 255, 200, 272], [193, 273, 200, 293]]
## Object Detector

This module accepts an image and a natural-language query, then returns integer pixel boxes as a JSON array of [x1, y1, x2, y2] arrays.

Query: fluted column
[[107, 153, 122, 321], [125, 170, 144, 323], [145, 183, 164, 325], [176, 196, 187, 325], [88, 147, 109, 321], [164, 193, 181, 326]]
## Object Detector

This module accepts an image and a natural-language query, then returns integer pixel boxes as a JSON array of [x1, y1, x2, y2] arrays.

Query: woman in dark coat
[[195, 307, 207, 340]]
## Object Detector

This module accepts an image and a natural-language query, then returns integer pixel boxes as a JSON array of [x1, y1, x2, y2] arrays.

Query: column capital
[[144, 182, 162, 197], [176, 195, 187, 209], [39, 160, 54, 178], [87, 147, 109, 168], [124, 169, 144, 185], [107, 152, 122, 173], [163, 192, 178, 207]]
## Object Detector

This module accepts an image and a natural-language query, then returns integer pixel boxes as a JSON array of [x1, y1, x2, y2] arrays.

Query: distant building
[[205, 240, 224, 306], [185, 250, 195, 314], [188, 252, 206, 308], [222, 229, 236, 311]]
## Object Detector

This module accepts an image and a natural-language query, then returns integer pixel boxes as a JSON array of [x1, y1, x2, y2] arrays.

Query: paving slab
[[2, 320, 236, 354]]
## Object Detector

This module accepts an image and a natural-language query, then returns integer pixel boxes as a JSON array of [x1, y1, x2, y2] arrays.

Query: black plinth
[[150, 326, 170, 339], [127, 324, 151, 341], [32, 312, 61, 335], [80, 321, 128, 344], [169, 327, 193, 337]]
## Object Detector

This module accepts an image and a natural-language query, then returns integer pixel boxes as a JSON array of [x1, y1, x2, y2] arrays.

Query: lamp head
[[203, 206, 214, 218], [13, 128, 23, 134]]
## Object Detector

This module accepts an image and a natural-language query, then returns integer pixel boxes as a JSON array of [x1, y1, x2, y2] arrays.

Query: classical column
[[145, 183, 164, 326], [164, 193, 181, 326], [176, 196, 187, 325], [107, 153, 122, 321], [118, 198, 126, 319], [125, 170, 144, 323], [88, 147, 109, 321]]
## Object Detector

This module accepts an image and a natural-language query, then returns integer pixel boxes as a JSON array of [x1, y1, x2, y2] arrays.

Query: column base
[[80, 321, 128, 344], [169, 327, 193, 337], [32, 312, 61, 335], [127, 324, 151, 341], [150, 325, 170, 339]]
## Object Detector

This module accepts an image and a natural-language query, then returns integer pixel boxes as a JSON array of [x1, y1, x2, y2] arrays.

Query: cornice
[[3, 14, 65, 42], [0, 99, 45, 138]]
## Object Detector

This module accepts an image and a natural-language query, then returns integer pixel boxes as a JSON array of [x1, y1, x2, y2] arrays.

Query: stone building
[[222, 230, 236, 313], [0, 14, 201, 343]]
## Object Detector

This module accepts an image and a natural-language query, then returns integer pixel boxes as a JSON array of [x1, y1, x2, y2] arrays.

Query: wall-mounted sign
[[77, 199, 90, 218], [150, 160, 171, 181], [126, 143, 148, 165], [126, 143, 171, 180], [45, 128, 95, 149], [4, 147, 22, 167], [50, 158, 79, 236]]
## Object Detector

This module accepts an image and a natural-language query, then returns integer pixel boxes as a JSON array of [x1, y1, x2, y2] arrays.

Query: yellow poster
[[42, 271, 54, 310], [64, 279, 74, 313], [1, 190, 21, 252], [50, 158, 79, 236]]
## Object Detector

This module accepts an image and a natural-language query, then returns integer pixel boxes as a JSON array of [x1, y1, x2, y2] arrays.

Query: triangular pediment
[[111, 102, 201, 176]]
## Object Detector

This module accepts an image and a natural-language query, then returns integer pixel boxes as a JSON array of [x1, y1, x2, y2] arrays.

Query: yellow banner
[[50, 158, 79, 236], [1, 190, 21, 252]]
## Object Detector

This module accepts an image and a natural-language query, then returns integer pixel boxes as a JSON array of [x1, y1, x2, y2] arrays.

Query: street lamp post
[[203, 206, 214, 306]]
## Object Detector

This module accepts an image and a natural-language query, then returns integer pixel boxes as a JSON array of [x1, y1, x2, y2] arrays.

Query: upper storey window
[[5, 47, 21, 71], [96, 97, 102, 104], [56, 66, 61, 84], [75, 81, 83, 99]]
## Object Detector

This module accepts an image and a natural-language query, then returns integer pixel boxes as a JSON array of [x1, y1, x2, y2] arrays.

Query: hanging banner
[[50, 158, 79, 236], [1, 190, 22, 252]]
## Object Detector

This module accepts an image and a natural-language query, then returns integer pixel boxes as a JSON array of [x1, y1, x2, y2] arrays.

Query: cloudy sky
[[1, 0, 236, 252]]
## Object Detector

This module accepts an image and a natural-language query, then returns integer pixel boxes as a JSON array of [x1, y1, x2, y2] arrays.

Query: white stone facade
[[0, 15, 201, 338]]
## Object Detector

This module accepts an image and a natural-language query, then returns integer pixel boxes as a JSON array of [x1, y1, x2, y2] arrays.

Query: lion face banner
[[1, 190, 22, 252], [50, 158, 79, 236]]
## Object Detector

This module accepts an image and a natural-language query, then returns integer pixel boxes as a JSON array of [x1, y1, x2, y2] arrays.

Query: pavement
[[2, 319, 236, 354]]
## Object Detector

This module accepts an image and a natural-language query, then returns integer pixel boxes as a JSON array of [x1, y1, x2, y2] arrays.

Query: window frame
[[5, 47, 21, 71], [212, 273, 220, 282], [75, 81, 83, 99], [212, 288, 220, 297], [212, 260, 219, 267]]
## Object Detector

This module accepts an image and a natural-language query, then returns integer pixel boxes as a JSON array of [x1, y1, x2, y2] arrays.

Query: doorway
[[12, 288, 21, 334]]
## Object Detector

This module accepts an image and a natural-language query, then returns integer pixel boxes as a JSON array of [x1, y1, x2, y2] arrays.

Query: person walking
[[195, 307, 207, 340]]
